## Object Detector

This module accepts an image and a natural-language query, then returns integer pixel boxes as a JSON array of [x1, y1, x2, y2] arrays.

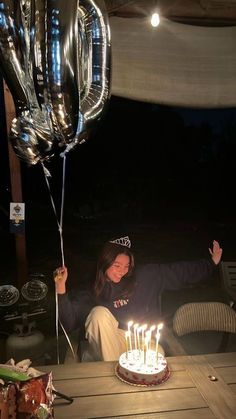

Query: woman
[[55, 237, 222, 361]]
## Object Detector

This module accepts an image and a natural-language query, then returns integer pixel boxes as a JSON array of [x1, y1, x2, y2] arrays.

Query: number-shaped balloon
[[0, 0, 111, 164]]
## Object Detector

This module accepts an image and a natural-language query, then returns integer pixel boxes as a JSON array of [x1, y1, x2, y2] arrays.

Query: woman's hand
[[209, 240, 223, 265], [53, 266, 68, 294]]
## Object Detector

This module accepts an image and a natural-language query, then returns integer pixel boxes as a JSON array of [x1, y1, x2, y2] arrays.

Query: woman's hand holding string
[[53, 266, 68, 294]]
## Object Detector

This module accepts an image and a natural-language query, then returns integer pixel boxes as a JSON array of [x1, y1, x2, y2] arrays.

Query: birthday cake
[[116, 349, 170, 386]]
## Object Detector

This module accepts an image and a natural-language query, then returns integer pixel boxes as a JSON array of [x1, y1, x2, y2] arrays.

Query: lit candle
[[125, 331, 129, 359], [141, 324, 147, 351], [149, 325, 156, 350], [137, 326, 142, 352], [127, 321, 133, 354], [145, 330, 151, 365], [128, 320, 133, 333], [157, 322, 163, 332], [145, 330, 151, 351], [156, 323, 163, 360], [127, 330, 132, 352], [155, 330, 160, 357], [144, 335, 148, 365], [133, 323, 139, 350]]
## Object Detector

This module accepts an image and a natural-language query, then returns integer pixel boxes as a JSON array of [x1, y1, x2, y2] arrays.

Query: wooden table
[[43, 352, 236, 418]]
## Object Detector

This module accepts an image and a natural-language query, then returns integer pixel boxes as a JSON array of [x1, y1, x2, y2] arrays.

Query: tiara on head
[[109, 236, 131, 248]]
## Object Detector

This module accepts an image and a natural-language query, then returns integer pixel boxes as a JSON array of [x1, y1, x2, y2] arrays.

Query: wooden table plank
[[204, 352, 236, 367], [184, 355, 236, 419], [41, 359, 190, 387], [41, 356, 190, 379], [166, 355, 193, 371], [229, 383, 236, 394], [109, 408, 216, 419], [53, 370, 194, 398], [215, 366, 236, 384], [42, 361, 116, 379], [53, 388, 207, 419]]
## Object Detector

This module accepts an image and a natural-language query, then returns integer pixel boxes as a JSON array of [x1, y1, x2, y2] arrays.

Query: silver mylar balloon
[[0, 0, 56, 164], [33, 0, 80, 146], [10, 109, 54, 165], [0, 0, 111, 163], [0, 0, 29, 110], [76, 0, 111, 144], [33, 0, 111, 151]]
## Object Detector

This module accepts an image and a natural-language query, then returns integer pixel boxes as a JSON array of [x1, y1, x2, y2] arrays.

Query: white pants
[[84, 306, 164, 362]]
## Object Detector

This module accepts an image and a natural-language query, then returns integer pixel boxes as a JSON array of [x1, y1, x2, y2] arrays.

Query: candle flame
[[157, 322, 163, 330], [128, 320, 133, 329]]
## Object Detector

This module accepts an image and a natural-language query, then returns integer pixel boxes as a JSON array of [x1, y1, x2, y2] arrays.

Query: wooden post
[[3, 81, 28, 287]]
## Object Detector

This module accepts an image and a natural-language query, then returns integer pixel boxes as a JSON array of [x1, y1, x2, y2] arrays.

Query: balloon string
[[41, 163, 63, 258], [42, 161, 65, 266], [59, 320, 76, 359], [60, 156, 66, 266], [55, 291, 60, 365], [41, 160, 75, 364]]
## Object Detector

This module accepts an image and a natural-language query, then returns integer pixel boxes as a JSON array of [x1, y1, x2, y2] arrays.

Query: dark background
[[1, 94, 236, 362], [1, 95, 236, 289]]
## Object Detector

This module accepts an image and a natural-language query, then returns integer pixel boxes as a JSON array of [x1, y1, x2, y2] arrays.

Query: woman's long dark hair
[[94, 241, 135, 300]]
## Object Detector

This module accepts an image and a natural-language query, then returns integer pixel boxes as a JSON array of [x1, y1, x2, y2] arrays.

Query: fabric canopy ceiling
[[110, 16, 236, 108]]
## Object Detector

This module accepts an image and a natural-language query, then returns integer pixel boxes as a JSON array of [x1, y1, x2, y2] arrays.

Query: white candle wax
[[133, 323, 139, 350], [137, 326, 142, 352], [145, 331, 152, 364], [141, 324, 147, 351], [156, 323, 163, 356], [157, 322, 163, 332], [128, 320, 133, 333], [145, 330, 151, 351], [155, 330, 160, 355], [149, 325, 156, 350], [125, 331, 129, 358], [144, 336, 149, 365], [127, 321, 133, 355], [127, 330, 132, 352]]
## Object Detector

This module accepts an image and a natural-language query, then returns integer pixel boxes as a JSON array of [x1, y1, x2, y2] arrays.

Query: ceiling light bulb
[[151, 12, 160, 27]]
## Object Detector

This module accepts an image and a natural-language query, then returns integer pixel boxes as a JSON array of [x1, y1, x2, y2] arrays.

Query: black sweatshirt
[[58, 258, 216, 332]]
